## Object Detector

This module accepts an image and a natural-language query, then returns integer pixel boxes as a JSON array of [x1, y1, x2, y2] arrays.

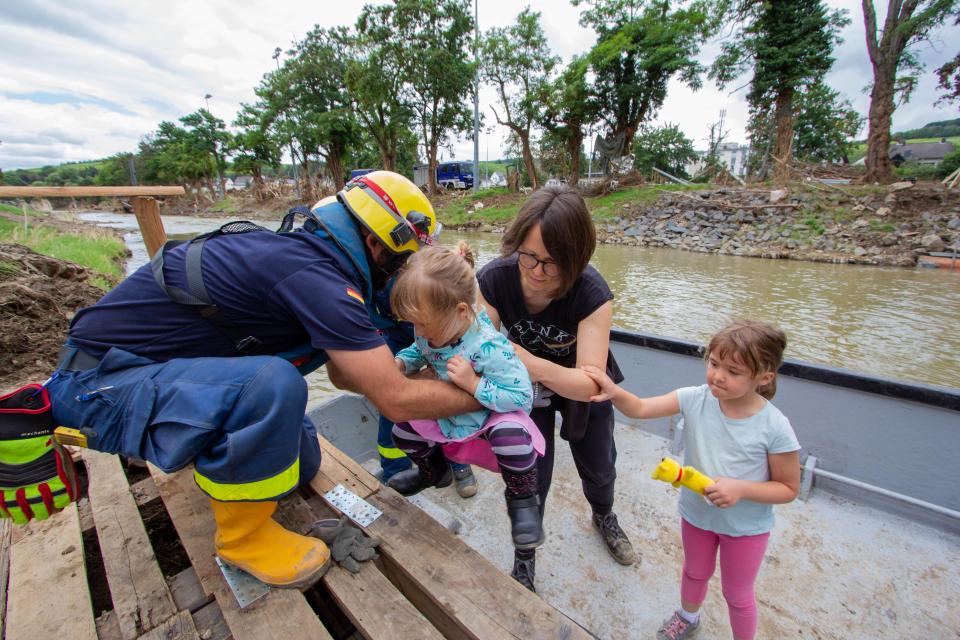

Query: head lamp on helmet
[[338, 171, 440, 256]]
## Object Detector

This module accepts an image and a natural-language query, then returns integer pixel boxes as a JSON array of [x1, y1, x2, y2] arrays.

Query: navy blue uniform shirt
[[69, 228, 384, 361]]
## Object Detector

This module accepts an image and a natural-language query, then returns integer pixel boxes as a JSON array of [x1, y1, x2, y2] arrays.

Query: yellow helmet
[[337, 171, 440, 255]]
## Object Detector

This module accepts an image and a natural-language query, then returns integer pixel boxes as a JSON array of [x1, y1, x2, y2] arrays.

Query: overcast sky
[[1, 0, 957, 171]]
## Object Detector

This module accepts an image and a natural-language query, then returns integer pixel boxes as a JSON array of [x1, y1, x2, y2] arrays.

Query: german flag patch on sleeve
[[345, 288, 364, 304]]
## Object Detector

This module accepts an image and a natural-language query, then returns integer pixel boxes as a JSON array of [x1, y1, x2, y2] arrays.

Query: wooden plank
[[309, 435, 380, 499], [168, 567, 213, 613], [0, 519, 11, 639], [131, 475, 162, 507], [191, 600, 232, 640], [85, 450, 178, 639], [0, 186, 185, 197], [276, 493, 444, 640], [365, 487, 592, 640], [137, 610, 199, 640], [7, 504, 98, 639], [96, 610, 124, 640], [148, 465, 334, 640]]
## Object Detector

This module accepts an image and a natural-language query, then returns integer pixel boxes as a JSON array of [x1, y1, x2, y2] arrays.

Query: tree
[[935, 14, 960, 106], [746, 82, 863, 176], [712, 0, 848, 185], [576, 0, 713, 157], [139, 121, 215, 192], [480, 8, 558, 190], [284, 26, 361, 193], [861, 0, 956, 183], [232, 104, 282, 199], [349, 5, 415, 171], [394, 0, 475, 194], [632, 123, 697, 178], [541, 56, 596, 186], [181, 109, 232, 198]]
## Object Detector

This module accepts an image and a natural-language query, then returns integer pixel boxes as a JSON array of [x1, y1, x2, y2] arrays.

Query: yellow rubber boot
[[210, 499, 331, 589]]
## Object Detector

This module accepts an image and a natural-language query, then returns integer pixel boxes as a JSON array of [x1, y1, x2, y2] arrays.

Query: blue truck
[[413, 161, 474, 190]]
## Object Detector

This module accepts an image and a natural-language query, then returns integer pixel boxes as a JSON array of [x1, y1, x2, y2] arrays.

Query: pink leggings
[[680, 518, 770, 640]]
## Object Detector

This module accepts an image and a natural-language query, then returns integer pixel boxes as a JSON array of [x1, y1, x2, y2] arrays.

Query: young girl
[[583, 320, 801, 640], [385, 242, 547, 550]]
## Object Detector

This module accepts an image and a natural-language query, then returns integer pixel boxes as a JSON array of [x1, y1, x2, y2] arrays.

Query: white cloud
[[1, 0, 957, 171]]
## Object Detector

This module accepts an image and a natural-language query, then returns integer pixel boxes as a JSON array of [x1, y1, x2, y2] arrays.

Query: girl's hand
[[446, 355, 480, 394], [703, 478, 746, 508], [580, 365, 618, 402]]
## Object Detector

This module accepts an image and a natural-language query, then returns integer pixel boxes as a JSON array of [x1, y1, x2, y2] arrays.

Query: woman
[[477, 185, 636, 593]]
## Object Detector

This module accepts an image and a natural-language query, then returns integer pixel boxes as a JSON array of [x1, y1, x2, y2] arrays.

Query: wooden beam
[[148, 465, 334, 640], [309, 435, 381, 499], [7, 504, 98, 639], [0, 519, 10, 639], [367, 487, 593, 640], [276, 492, 444, 640], [136, 610, 199, 640], [0, 186, 185, 197], [133, 196, 168, 258], [310, 437, 590, 639], [85, 450, 178, 639]]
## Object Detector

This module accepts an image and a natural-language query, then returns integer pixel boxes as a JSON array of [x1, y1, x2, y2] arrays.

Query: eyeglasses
[[517, 250, 559, 277]]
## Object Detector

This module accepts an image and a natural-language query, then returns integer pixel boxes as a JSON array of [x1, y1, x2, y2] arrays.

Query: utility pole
[[472, 0, 479, 192], [273, 47, 300, 198]]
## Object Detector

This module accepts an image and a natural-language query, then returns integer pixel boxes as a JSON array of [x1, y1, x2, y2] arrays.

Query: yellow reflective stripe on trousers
[[378, 444, 407, 460], [194, 458, 300, 501]]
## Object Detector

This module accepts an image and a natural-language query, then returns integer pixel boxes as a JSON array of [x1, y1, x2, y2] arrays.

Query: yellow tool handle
[[53, 427, 89, 448]]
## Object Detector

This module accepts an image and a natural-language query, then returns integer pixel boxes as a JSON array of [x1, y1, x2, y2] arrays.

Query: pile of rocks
[[595, 186, 959, 267]]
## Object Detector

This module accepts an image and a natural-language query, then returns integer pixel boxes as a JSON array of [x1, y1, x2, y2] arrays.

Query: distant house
[[684, 142, 751, 178], [231, 175, 255, 189], [887, 139, 956, 166]]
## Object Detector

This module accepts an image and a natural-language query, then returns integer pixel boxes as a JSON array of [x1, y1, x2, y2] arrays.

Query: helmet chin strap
[[363, 233, 408, 292]]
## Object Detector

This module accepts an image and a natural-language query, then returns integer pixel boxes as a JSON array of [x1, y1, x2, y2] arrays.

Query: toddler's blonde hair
[[390, 242, 477, 334]]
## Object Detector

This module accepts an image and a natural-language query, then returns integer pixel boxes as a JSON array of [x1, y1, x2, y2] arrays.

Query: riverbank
[[22, 179, 959, 268], [0, 205, 128, 391], [441, 181, 960, 268]]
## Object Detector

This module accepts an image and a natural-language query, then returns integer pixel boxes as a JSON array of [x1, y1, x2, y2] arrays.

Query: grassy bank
[[0, 204, 127, 289], [432, 183, 721, 226]]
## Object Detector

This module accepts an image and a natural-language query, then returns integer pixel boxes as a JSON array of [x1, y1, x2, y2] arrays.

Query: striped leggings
[[391, 420, 537, 472]]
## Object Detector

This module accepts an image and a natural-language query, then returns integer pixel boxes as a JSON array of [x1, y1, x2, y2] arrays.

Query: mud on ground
[[0, 243, 105, 392]]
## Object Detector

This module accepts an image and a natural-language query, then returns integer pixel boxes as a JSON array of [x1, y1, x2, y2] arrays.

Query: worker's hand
[[395, 358, 406, 373], [446, 356, 480, 395], [309, 517, 380, 573], [580, 365, 619, 403], [703, 477, 745, 508], [0, 384, 81, 525], [531, 382, 555, 408]]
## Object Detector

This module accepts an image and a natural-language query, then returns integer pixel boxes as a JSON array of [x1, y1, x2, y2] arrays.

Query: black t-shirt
[[69, 229, 384, 361], [477, 254, 624, 381]]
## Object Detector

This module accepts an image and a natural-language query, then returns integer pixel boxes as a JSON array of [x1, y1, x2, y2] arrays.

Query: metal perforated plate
[[323, 483, 382, 527], [216, 557, 270, 609]]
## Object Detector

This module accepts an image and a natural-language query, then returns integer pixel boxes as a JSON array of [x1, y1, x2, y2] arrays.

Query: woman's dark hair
[[501, 185, 596, 297]]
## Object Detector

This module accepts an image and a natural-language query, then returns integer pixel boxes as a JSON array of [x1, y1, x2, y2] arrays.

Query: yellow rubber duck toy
[[651, 457, 714, 495]]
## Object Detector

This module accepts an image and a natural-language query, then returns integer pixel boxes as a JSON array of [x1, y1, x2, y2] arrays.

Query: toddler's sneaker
[[453, 465, 478, 498], [656, 611, 700, 640]]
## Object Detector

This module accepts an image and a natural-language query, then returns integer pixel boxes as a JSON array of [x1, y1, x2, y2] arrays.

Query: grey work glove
[[532, 382, 555, 408], [309, 517, 380, 573]]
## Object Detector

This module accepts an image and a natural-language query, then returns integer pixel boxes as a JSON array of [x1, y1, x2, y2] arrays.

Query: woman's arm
[[703, 450, 801, 508], [517, 301, 613, 402]]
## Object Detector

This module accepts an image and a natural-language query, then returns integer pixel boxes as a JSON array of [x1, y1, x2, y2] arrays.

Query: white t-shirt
[[677, 384, 800, 536]]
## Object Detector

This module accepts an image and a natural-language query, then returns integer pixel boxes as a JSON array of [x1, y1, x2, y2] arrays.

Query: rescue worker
[[46, 171, 482, 589]]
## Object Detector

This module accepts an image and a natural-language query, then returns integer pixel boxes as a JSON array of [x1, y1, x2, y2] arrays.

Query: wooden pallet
[[1, 437, 592, 640]]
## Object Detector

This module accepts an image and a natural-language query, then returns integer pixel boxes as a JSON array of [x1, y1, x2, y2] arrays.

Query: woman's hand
[[446, 355, 480, 394], [703, 478, 747, 508], [580, 365, 619, 402]]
